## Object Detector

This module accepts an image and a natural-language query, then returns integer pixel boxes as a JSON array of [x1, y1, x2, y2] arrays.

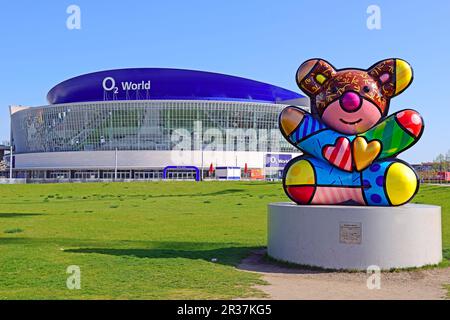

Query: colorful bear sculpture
[[280, 59, 424, 206]]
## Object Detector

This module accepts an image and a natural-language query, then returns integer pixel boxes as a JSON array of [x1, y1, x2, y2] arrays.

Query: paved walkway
[[237, 250, 450, 300]]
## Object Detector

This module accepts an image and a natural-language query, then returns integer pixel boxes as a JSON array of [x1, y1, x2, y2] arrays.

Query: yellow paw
[[285, 159, 315, 186], [385, 162, 418, 205]]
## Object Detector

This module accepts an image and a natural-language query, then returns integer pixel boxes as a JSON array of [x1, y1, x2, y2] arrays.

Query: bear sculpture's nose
[[340, 91, 361, 112]]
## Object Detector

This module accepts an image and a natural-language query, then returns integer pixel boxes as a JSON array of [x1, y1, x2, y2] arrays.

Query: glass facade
[[11, 100, 301, 154]]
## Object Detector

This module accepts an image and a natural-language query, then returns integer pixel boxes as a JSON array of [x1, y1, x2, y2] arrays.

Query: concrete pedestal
[[267, 203, 442, 270]]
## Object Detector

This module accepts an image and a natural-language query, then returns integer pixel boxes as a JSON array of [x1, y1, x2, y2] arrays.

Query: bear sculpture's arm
[[279, 106, 355, 171], [280, 106, 424, 173], [358, 109, 424, 160]]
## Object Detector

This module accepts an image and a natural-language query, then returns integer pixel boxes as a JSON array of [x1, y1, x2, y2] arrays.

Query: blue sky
[[0, 0, 448, 163]]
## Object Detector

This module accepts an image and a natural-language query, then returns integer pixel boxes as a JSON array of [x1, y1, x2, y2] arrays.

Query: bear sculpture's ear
[[296, 59, 336, 97], [368, 58, 413, 98]]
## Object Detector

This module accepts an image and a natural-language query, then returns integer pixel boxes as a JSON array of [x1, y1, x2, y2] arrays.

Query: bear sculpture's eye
[[363, 86, 371, 93]]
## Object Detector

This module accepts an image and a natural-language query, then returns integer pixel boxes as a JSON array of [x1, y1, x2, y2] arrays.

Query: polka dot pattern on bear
[[376, 176, 384, 187], [370, 194, 382, 203], [411, 114, 421, 125], [363, 179, 371, 188], [361, 161, 391, 206], [396, 110, 422, 138]]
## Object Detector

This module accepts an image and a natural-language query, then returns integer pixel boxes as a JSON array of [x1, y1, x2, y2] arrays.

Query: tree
[[433, 154, 445, 171]]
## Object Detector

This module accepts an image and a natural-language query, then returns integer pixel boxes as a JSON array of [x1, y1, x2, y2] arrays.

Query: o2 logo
[[269, 156, 278, 165], [265, 154, 292, 168], [102, 77, 119, 94], [102, 76, 151, 98]]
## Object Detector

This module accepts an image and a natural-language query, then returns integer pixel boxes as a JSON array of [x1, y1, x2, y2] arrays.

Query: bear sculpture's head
[[296, 58, 413, 134]]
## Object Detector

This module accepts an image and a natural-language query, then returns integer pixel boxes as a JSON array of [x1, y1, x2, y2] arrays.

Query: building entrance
[[163, 166, 200, 181]]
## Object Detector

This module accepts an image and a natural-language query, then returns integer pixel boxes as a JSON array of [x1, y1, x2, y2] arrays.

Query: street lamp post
[[114, 148, 118, 181], [9, 145, 13, 182], [201, 148, 204, 181]]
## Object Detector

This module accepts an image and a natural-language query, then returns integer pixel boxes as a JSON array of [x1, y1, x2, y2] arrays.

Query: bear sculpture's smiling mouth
[[339, 118, 362, 125]]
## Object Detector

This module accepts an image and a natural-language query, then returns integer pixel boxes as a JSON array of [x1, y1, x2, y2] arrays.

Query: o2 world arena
[[10, 68, 308, 181]]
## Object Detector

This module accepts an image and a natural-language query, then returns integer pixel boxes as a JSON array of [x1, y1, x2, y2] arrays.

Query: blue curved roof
[[47, 68, 304, 104]]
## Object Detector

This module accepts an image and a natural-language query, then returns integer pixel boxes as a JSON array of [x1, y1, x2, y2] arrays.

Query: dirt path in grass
[[237, 250, 450, 300]]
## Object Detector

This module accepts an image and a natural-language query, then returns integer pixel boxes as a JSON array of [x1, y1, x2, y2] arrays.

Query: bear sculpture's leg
[[283, 155, 365, 205], [283, 156, 419, 206], [361, 159, 419, 206]]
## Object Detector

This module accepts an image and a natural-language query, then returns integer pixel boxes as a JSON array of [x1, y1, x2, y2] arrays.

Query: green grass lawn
[[0, 182, 449, 299]]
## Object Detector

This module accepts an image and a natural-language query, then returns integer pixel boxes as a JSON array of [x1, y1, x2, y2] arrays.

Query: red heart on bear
[[322, 137, 353, 172]]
